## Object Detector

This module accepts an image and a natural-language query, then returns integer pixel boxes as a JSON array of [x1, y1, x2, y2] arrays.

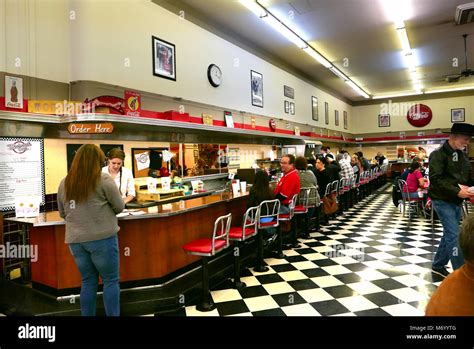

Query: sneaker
[[431, 267, 450, 278]]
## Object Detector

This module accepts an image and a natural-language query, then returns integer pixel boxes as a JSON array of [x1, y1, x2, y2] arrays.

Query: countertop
[[6, 191, 249, 227]]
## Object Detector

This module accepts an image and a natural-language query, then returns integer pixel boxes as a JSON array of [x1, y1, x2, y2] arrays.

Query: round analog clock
[[207, 64, 222, 87]]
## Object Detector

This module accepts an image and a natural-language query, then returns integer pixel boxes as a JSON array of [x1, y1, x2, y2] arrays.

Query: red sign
[[67, 123, 114, 134], [269, 119, 276, 131], [82, 96, 125, 115], [407, 104, 432, 127], [124, 90, 141, 117]]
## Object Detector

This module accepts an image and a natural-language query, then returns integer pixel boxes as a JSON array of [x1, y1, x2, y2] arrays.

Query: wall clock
[[207, 64, 222, 87]]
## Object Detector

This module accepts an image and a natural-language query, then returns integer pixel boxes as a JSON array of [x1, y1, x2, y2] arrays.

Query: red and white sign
[[124, 90, 141, 117], [269, 119, 276, 131], [407, 104, 432, 127]]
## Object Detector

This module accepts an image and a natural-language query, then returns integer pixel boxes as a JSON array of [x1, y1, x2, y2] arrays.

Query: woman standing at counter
[[102, 148, 136, 204], [58, 144, 125, 316]]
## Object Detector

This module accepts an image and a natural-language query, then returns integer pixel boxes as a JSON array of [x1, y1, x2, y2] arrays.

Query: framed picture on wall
[[343, 111, 348, 129], [311, 96, 318, 121], [335, 110, 339, 126], [451, 108, 465, 123], [251, 70, 263, 107], [284, 100, 290, 114], [152, 36, 176, 81], [378, 114, 390, 127], [324, 102, 329, 125], [289, 102, 295, 115]]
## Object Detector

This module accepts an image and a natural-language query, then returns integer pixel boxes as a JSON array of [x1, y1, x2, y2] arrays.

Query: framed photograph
[[289, 102, 295, 115], [152, 36, 176, 81], [251, 70, 263, 107], [324, 102, 329, 125], [284, 100, 290, 114], [378, 114, 390, 127], [311, 96, 318, 121], [335, 110, 339, 126], [343, 111, 348, 129], [284, 85, 294, 99], [451, 108, 465, 123]]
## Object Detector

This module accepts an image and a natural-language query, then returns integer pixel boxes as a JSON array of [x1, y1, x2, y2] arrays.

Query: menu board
[[0, 137, 45, 211]]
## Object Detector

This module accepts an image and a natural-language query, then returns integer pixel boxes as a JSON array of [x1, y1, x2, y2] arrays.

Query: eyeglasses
[[280, 161, 289, 165]]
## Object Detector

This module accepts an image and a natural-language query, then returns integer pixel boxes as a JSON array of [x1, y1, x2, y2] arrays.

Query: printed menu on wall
[[0, 138, 45, 211]]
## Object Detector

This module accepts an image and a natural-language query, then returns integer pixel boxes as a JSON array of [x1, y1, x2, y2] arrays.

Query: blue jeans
[[69, 235, 120, 316], [432, 200, 464, 270]]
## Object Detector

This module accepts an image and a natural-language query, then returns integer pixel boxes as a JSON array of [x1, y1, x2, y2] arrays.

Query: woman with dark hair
[[247, 170, 274, 210], [315, 155, 332, 199], [58, 144, 124, 316], [405, 160, 428, 199], [102, 148, 136, 204]]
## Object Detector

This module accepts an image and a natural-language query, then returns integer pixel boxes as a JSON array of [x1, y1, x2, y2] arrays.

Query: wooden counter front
[[23, 192, 248, 292]]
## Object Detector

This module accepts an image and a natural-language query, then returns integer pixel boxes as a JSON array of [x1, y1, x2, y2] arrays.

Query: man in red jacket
[[274, 154, 301, 214]]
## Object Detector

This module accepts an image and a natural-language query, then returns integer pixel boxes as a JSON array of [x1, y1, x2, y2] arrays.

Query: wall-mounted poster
[[324, 102, 329, 125], [451, 108, 465, 123], [5, 75, 23, 109], [152, 36, 176, 81], [0, 137, 45, 211], [251, 70, 263, 107], [311, 96, 318, 121], [343, 111, 348, 129], [335, 110, 339, 126], [289, 102, 295, 115]]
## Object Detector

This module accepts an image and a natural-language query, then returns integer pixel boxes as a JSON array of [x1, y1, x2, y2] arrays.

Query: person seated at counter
[[375, 152, 386, 166], [248, 170, 275, 223], [102, 148, 136, 204], [404, 161, 428, 199], [274, 154, 300, 214]]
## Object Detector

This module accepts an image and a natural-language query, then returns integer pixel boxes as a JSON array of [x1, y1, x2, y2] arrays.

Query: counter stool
[[182, 213, 232, 312], [255, 199, 280, 272], [294, 188, 310, 239], [229, 206, 258, 289], [278, 194, 298, 248]]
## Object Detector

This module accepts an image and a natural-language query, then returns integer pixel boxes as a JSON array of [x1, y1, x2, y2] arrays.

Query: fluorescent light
[[397, 27, 411, 53], [426, 86, 474, 94], [373, 91, 423, 99], [261, 15, 308, 48], [303, 47, 332, 68], [239, 0, 266, 17], [329, 67, 348, 81], [409, 70, 418, 81], [404, 52, 417, 71], [345, 80, 370, 98]]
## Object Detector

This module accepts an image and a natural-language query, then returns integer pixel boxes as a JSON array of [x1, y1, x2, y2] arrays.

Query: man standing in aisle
[[429, 122, 474, 278]]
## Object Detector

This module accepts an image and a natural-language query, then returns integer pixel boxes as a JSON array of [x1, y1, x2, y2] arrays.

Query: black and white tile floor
[[161, 184, 450, 317]]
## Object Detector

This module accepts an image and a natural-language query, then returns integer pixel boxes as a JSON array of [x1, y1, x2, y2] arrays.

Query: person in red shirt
[[405, 161, 428, 199], [274, 154, 301, 214]]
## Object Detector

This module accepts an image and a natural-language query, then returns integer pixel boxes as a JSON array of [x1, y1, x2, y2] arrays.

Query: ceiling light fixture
[[240, 0, 370, 98], [329, 67, 349, 81], [372, 91, 423, 99], [426, 85, 474, 94]]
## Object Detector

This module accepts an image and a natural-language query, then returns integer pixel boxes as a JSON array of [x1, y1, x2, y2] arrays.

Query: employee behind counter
[[102, 148, 136, 204]]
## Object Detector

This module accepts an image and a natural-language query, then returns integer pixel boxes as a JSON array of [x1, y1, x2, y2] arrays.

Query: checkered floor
[[159, 184, 449, 317]]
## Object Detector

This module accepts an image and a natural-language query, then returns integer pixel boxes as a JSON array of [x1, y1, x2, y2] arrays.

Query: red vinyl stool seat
[[182, 213, 232, 312]]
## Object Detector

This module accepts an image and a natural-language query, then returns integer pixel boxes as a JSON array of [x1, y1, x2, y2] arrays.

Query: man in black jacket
[[429, 123, 474, 278]]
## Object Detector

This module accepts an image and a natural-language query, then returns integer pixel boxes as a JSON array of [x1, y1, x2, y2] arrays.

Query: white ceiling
[[157, 0, 474, 102]]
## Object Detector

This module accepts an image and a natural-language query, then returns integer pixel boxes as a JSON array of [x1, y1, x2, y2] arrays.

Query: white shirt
[[102, 166, 136, 199]]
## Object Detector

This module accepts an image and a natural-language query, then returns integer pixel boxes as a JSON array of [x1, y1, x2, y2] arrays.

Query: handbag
[[322, 194, 338, 215]]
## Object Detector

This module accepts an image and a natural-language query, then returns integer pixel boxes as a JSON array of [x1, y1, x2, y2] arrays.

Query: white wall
[[68, 0, 352, 131], [3, 0, 69, 83], [352, 95, 474, 134]]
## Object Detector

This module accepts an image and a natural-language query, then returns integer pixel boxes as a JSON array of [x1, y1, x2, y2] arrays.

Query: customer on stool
[[425, 214, 474, 316]]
